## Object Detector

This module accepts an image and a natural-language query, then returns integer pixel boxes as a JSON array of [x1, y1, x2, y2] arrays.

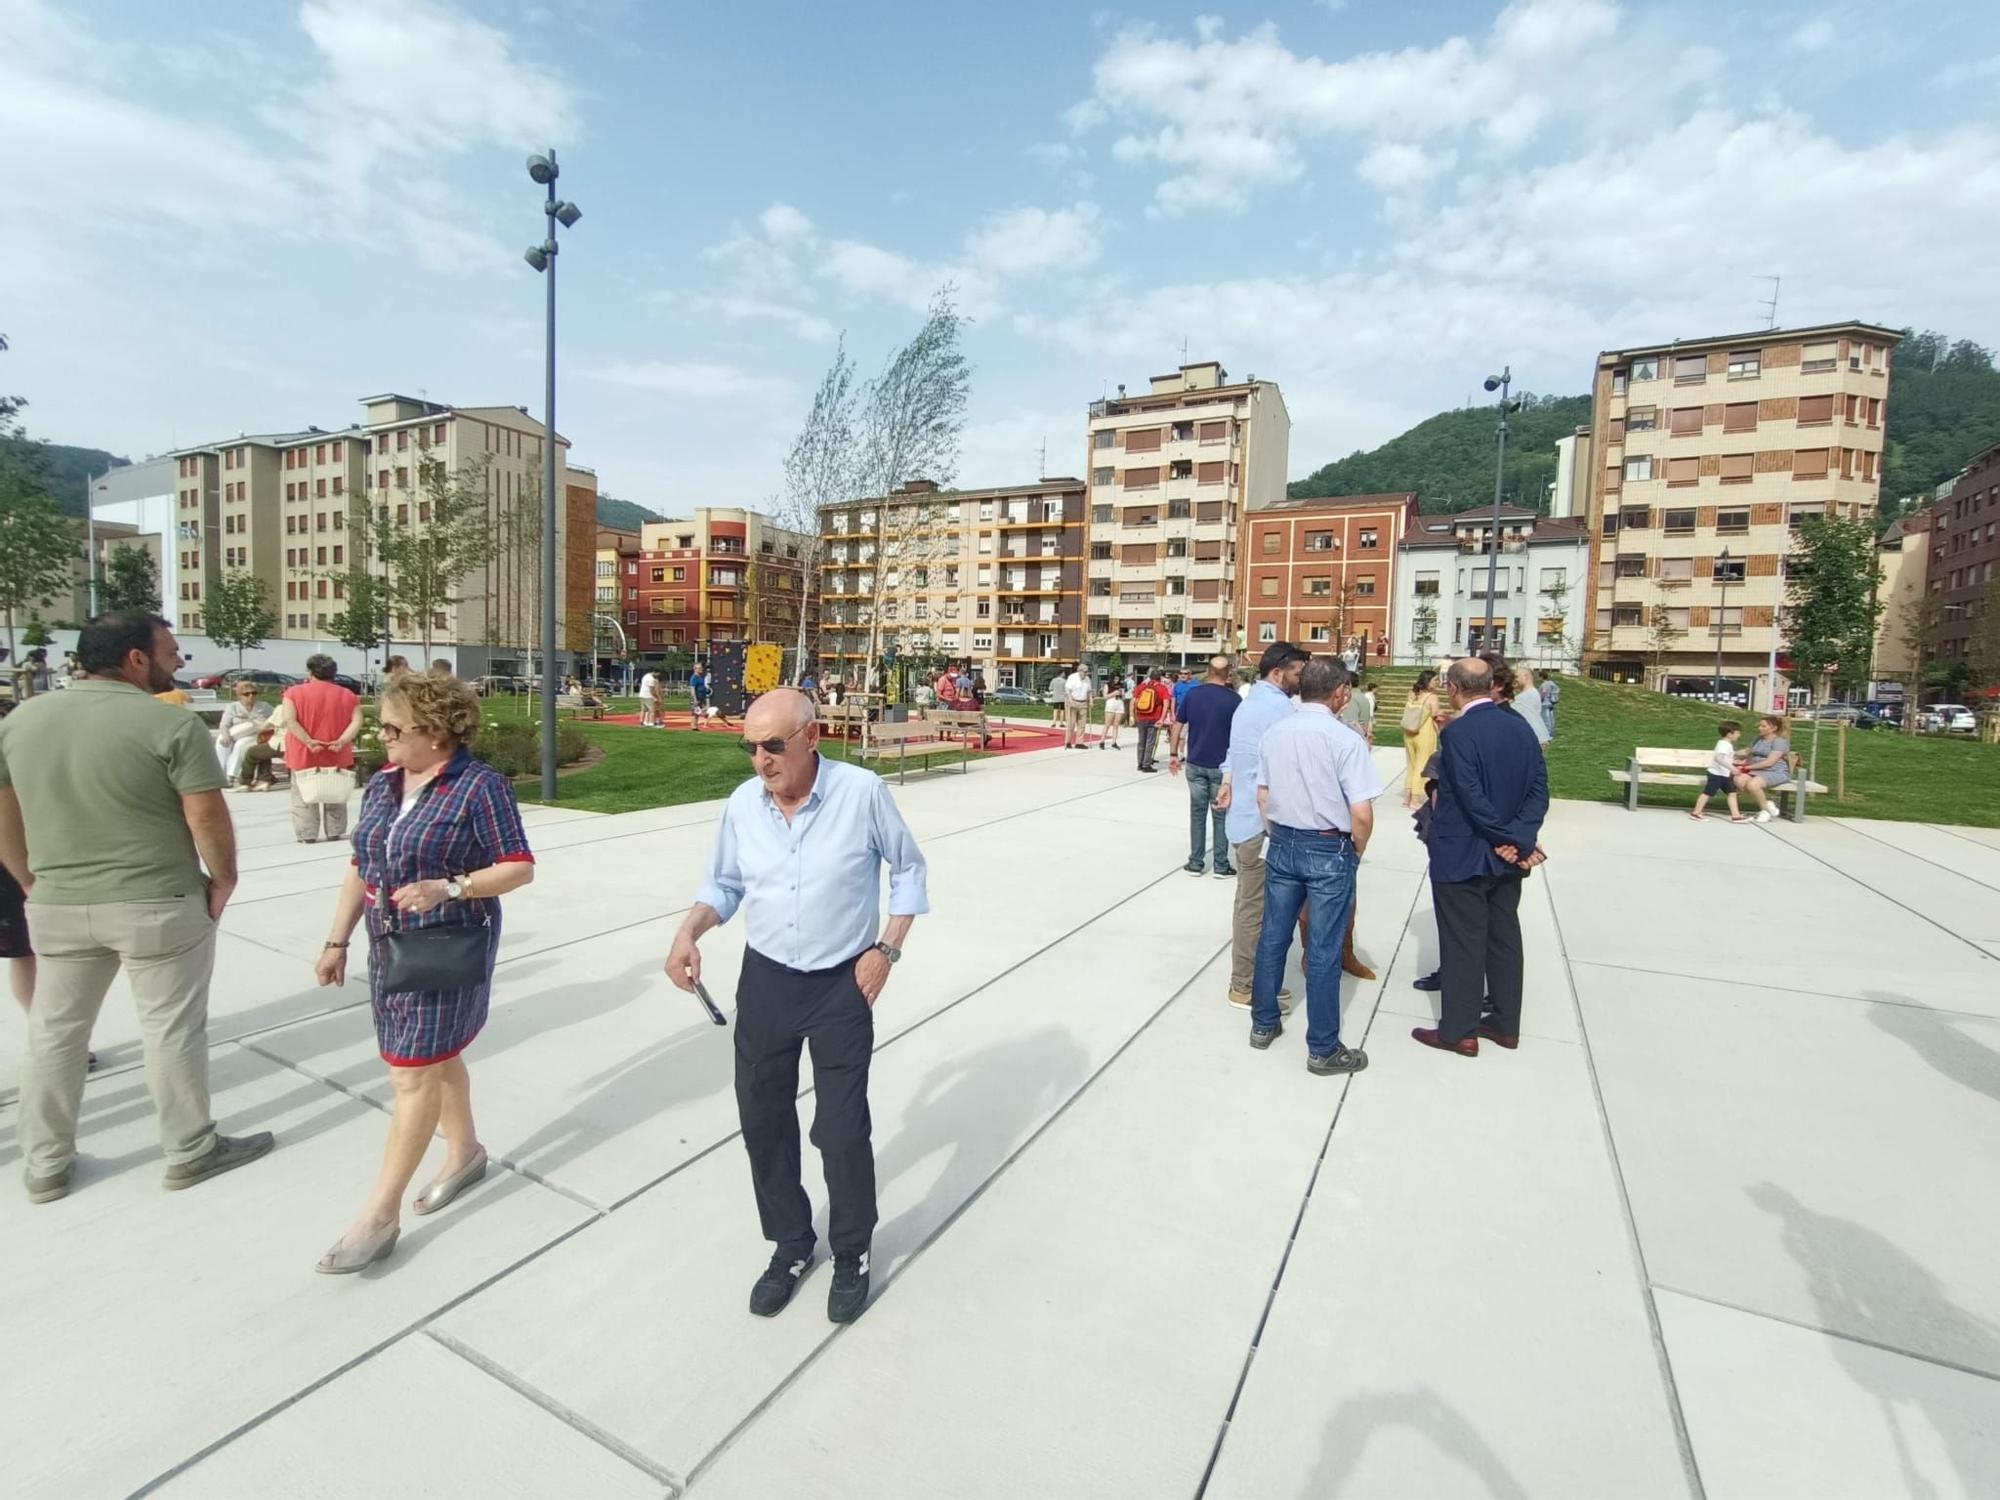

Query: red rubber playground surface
[[597, 712, 1129, 756]]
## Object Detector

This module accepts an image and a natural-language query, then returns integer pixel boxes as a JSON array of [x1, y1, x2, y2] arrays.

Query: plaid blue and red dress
[[352, 746, 534, 1066]]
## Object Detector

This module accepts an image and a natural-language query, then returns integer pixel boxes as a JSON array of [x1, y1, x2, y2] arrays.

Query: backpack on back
[[1134, 683, 1159, 716]]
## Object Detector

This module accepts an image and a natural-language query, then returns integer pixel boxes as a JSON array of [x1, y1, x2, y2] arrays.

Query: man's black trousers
[[735, 946, 877, 1258], [1434, 873, 1525, 1044]]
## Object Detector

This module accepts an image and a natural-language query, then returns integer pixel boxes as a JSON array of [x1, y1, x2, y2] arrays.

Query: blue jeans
[[1251, 824, 1358, 1056], [1186, 763, 1228, 868]]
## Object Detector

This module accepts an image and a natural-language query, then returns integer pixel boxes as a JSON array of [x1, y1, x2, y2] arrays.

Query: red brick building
[[1927, 442, 2000, 689], [631, 507, 816, 666], [1241, 493, 1420, 659]]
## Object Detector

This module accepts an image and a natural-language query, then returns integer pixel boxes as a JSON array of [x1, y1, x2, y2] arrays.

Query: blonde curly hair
[[383, 668, 481, 745]]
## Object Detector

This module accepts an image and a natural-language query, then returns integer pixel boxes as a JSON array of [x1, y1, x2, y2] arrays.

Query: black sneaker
[[749, 1248, 816, 1317], [1411, 972, 1442, 992], [1249, 1021, 1282, 1050], [1213, 864, 1236, 878], [1308, 1046, 1369, 1076], [828, 1250, 871, 1324], [1185, 861, 1206, 876]]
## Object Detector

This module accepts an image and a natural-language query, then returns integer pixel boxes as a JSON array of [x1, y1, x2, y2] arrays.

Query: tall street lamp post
[[1713, 546, 1733, 704], [524, 150, 581, 803], [1481, 368, 1518, 654]]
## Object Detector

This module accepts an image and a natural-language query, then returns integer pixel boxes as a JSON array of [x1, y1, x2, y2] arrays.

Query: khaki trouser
[[1229, 832, 1268, 994], [20, 893, 219, 1177], [291, 775, 350, 842], [1064, 700, 1089, 743]]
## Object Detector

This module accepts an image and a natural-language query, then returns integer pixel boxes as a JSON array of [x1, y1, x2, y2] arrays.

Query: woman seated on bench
[[1733, 714, 1791, 824]]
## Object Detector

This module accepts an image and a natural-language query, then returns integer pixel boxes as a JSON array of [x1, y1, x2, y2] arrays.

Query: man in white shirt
[[1062, 664, 1092, 749], [637, 669, 658, 728]]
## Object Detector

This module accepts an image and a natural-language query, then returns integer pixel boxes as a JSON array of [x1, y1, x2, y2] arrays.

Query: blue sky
[[5, 0, 1999, 510]]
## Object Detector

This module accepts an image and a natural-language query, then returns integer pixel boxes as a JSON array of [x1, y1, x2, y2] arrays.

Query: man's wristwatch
[[872, 940, 902, 964], [444, 876, 466, 900]]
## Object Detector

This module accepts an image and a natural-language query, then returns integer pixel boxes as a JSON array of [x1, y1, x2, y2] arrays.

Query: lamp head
[[554, 200, 582, 228], [527, 153, 558, 185], [523, 244, 549, 272], [1483, 375, 1502, 392]]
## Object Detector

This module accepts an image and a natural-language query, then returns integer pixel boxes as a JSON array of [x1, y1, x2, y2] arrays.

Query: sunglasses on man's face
[[738, 724, 807, 757]]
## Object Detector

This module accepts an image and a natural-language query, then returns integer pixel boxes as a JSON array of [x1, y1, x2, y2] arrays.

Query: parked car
[[1804, 704, 1884, 730], [988, 686, 1032, 705], [1921, 703, 1977, 733], [192, 667, 302, 691]]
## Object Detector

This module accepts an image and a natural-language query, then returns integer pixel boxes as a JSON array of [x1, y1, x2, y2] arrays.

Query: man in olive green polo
[[0, 612, 273, 1203]]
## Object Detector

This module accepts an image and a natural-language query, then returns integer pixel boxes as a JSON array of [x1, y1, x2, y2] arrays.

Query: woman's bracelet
[[323, 940, 349, 950]]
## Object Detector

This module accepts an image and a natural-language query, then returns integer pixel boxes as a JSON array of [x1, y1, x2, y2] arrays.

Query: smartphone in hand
[[692, 978, 728, 1027]]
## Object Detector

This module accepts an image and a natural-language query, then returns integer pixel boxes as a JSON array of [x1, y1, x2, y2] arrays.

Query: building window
[[1727, 350, 1761, 380], [1094, 430, 1114, 449], [1303, 577, 1331, 596], [1356, 577, 1376, 597], [1092, 504, 1113, 523], [1616, 554, 1647, 578], [1632, 357, 1659, 381], [1303, 531, 1333, 551], [1663, 508, 1696, 534], [1624, 456, 1654, 482], [1797, 395, 1834, 426], [1611, 368, 1628, 396], [433, 422, 447, 443], [396, 429, 409, 451], [1792, 450, 1830, 480], [1626, 406, 1657, 432], [1673, 353, 1706, 384], [1260, 531, 1281, 554], [1670, 407, 1703, 437], [1258, 622, 1277, 643], [1358, 528, 1378, 549], [1801, 341, 1837, 373], [1716, 507, 1750, 533], [1092, 468, 1113, 487], [1719, 455, 1754, 485], [1713, 556, 1746, 582], [1613, 603, 1644, 626], [1259, 577, 1278, 598], [1666, 457, 1700, 487], [1414, 571, 1440, 596], [1306, 623, 1331, 644]]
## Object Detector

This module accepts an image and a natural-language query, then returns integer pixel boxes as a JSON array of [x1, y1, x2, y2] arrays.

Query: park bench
[[927, 707, 1009, 750], [1609, 746, 1826, 822], [555, 691, 607, 720], [856, 718, 968, 783], [818, 701, 871, 739]]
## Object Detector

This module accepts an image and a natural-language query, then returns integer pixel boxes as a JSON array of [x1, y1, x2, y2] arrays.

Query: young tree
[[205, 571, 279, 668], [374, 442, 495, 664], [779, 336, 858, 674], [101, 543, 161, 614], [22, 616, 52, 648], [1411, 600, 1439, 658], [0, 495, 78, 661], [1785, 515, 1882, 701], [859, 289, 971, 674], [327, 570, 390, 657], [1645, 599, 1682, 672]]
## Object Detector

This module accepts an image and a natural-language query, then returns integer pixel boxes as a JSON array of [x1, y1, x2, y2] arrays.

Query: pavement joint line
[[125, 1212, 607, 1500], [1755, 821, 2000, 965], [423, 1327, 684, 1495], [600, 860, 1194, 1216], [1927, 822, 2000, 853], [683, 933, 1235, 1495], [1194, 868, 1424, 1500], [1567, 958, 2000, 1023], [1543, 866, 1709, 1500], [1824, 817, 2000, 895], [1646, 1280, 2000, 1388]]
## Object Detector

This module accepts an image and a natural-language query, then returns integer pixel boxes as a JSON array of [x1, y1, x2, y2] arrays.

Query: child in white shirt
[[1691, 721, 1745, 822]]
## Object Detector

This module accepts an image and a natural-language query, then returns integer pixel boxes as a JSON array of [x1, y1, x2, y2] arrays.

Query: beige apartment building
[[633, 508, 816, 663], [818, 478, 1086, 689], [167, 393, 591, 674], [1084, 361, 1289, 668], [1584, 322, 1899, 708]]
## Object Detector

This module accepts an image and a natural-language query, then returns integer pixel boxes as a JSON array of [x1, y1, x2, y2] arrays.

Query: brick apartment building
[[629, 508, 815, 665], [1925, 443, 2000, 684], [1240, 492, 1418, 660], [1584, 322, 1899, 708]]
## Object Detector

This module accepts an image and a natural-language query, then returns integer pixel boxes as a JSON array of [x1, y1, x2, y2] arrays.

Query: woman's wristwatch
[[445, 875, 467, 900]]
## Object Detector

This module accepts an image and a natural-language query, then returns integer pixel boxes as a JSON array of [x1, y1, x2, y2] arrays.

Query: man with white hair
[[666, 688, 928, 1325]]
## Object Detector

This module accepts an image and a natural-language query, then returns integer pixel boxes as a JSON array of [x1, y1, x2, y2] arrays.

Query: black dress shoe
[[828, 1250, 870, 1324], [1412, 972, 1442, 991], [749, 1248, 816, 1317]]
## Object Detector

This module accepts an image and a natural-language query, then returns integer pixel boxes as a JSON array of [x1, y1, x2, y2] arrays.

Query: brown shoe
[[1342, 955, 1377, 981], [26, 1166, 72, 1204], [164, 1132, 275, 1190], [1476, 1024, 1520, 1050], [1411, 1026, 1478, 1057]]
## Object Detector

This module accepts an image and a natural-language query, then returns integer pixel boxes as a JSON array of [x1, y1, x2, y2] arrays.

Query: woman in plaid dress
[[311, 670, 535, 1274]]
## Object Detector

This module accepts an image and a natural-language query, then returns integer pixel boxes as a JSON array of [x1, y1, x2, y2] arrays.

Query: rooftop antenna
[[1038, 437, 1047, 478], [1755, 275, 1781, 331]]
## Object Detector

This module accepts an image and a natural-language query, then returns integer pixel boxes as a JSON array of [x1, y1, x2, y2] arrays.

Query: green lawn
[[1372, 670, 2000, 828]]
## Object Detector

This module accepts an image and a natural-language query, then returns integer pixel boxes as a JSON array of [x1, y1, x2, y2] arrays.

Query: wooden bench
[[818, 701, 871, 739], [1609, 746, 1827, 821], [855, 719, 968, 783], [927, 708, 1008, 750], [554, 692, 607, 720]]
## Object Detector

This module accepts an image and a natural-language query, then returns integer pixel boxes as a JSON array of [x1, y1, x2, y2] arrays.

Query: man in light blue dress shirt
[[667, 689, 928, 1325], [1215, 642, 1307, 1009]]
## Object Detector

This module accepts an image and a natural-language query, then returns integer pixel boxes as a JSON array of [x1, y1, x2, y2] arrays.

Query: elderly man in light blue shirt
[[1249, 658, 1382, 1075], [668, 688, 927, 1327], [1215, 641, 1307, 1009]]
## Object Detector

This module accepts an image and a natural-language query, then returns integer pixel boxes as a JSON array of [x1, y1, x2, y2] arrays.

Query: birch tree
[[778, 336, 858, 676], [374, 439, 495, 664]]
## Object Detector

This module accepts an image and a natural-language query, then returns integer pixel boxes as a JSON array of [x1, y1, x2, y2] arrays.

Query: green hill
[[596, 493, 665, 530], [0, 436, 130, 516], [1289, 393, 1590, 513], [1878, 330, 2000, 517]]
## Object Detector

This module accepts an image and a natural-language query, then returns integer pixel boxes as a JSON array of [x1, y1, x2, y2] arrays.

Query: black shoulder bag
[[374, 905, 492, 994]]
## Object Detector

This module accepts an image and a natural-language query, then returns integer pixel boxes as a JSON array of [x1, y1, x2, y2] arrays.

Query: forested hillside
[[1878, 330, 2000, 517], [0, 437, 130, 515], [1288, 394, 1590, 513]]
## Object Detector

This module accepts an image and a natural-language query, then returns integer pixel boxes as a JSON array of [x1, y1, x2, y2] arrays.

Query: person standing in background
[[1538, 670, 1561, 738], [1131, 669, 1170, 773], [0, 612, 273, 1204], [1216, 642, 1307, 1012], [1400, 670, 1442, 810], [1177, 657, 1241, 877], [1101, 677, 1126, 749], [1168, 668, 1196, 766], [1062, 663, 1092, 749], [281, 655, 362, 845]]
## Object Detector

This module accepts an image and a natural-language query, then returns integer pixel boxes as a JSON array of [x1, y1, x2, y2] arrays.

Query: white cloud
[[957, 406, 1089, 490], [1787, 17, 1837, 53], [1356, 142, 1457, 190], [1071, 0, 1624, 214], [964, 204, 1101, 276], [759, 202, 814, 242], [583, 361, 792, 402], [705, 295, 838, 343]]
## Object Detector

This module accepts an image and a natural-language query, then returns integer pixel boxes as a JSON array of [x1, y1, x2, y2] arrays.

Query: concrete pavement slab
[[151, 1333, 666, 1498], [0, 1043, 592, 1499], [1204, 1012, 1691, 1499], [1773, 818, 2000, 947], [691, 953, 1346, 1499], [1657, 1288, 2000, 1499], [1574, 965, 2000, 1378], [1827, 817, 2000, 891], [433, 871, 1235, 1483]]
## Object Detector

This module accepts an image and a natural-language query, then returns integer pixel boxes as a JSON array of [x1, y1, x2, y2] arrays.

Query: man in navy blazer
[[1414, 657, 1548, 1057]]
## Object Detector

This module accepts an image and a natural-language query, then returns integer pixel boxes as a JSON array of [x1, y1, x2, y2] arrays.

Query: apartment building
[[162, 393, 592, 676], [1392, 508, 1592, 667], [631, 507, 816, 664], [1926, 443, 2000, 677], [1550, 428, 1592, 519], [819, 478, 1085, 688], [1870, 511, 1932, 681], [1241, 492, 1417, 660], [593, 524, 641, 660], [1584, 322, 1899, 707], [1084, 361, 1289, 668]]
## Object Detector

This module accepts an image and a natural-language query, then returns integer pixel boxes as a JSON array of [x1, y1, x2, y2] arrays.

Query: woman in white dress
[[214, 681, 273, 782]]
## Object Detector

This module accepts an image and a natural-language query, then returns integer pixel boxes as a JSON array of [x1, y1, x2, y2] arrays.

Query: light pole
[[85, 470, 99, 617], [524, 150, 581, 803], [1713, 546, 1733, 704], [1481, 369, 1518, 654]]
